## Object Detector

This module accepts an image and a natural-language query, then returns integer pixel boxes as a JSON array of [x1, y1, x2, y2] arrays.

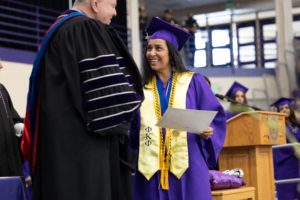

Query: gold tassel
[[159, 140, 169, 190], [160, 168, 169, 190], [159, 128, 171, 190]]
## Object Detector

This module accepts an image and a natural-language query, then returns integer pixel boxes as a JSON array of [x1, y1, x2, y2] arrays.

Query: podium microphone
[[215, 94, 237, 104], [215, 93, 263, 111]]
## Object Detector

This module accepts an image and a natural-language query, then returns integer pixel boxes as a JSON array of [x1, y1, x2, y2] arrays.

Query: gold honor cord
[[152, 73, 178, 190]]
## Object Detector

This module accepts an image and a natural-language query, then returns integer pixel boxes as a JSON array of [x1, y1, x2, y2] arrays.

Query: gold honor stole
[[138, 72, 194, 190]]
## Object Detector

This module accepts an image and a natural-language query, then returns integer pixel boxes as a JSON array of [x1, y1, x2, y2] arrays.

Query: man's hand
[[14, 123, 24, 137]]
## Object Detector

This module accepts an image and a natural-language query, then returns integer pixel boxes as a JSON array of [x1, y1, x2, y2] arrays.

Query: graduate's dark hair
[[142, 40, 189, 85], [283, 104, 300, 128]]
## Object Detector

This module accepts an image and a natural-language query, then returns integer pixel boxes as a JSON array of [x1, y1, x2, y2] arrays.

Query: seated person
[[292, 89, 300, 123], [271, 97, 300, 200], [224, 81, 252, 119], [0, 62, 24, 177]]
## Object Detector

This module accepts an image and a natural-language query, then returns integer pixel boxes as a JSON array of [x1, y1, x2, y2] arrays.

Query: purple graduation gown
[[23, 161, 32, 200], [273, 124, 300, 200], [130, 73, 226, 200], [225, 110, 234, 120]]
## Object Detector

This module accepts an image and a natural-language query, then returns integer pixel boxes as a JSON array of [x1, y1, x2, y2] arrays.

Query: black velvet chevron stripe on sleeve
[[78, 54, 141, 132], [116, 57, 134, 86]]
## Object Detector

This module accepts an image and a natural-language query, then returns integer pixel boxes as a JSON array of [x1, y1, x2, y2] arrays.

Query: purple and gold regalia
[[130, 72, 226, 200], [273, 124, 300, 200]]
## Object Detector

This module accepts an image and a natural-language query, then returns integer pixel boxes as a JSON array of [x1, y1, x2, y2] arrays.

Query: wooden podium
[[219, 111, 286, 200]]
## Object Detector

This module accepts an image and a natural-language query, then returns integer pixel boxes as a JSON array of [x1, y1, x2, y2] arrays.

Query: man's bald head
[[73, 0, 117, 25]]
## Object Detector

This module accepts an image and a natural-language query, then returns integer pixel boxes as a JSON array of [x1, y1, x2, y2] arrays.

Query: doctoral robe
[[22, 10, 143, 200]]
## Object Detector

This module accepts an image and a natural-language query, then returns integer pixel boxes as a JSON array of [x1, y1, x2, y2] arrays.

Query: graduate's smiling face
[[92, 0, 117, 25], [146, 39, 171, 74]]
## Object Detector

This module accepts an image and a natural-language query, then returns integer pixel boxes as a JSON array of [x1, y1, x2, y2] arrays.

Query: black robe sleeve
[[41, 16, 143, 133]]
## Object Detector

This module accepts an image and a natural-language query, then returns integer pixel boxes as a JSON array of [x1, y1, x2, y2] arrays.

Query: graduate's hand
[[198, 127, 213, 139]]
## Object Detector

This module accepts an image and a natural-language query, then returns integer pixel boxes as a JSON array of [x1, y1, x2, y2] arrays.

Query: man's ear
[[90, 0, 98, 13]]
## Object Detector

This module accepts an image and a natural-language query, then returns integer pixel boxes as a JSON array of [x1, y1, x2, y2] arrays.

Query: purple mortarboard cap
[[225, 81, 248, 97], [145, 17, 190, 50], [270, 97, 294, 108]]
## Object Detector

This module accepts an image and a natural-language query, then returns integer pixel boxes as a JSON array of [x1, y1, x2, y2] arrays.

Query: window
[[194, 50, 207, 68], [236, 21, 257, 67], [209, 25, 232, 67], [194, 29, 208, 67], [240, 45, 256, 62], [260, 18, 277, 68]]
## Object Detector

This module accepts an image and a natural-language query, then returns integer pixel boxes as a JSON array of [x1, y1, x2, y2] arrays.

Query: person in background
[[21, 0, 144, 199], [293, 89, 300, 123], [139, 5, 149, 50], [224, 81, 252, 119], [183, 11, 199, 67], [0, 62, 31, 199], [130, 17, 226, 200], [139, 5, 148, 34], [161, 9, 177, 24], [0, 61, 24, 177], [271, 97, 300, 200], [184, 12, 198, 34]]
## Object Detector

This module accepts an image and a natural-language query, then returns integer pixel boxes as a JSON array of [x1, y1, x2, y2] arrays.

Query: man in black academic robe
[[21, 0, 144, 200]]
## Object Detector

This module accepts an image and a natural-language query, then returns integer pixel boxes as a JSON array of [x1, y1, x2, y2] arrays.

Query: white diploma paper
[[156, 107, 217, 133]]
